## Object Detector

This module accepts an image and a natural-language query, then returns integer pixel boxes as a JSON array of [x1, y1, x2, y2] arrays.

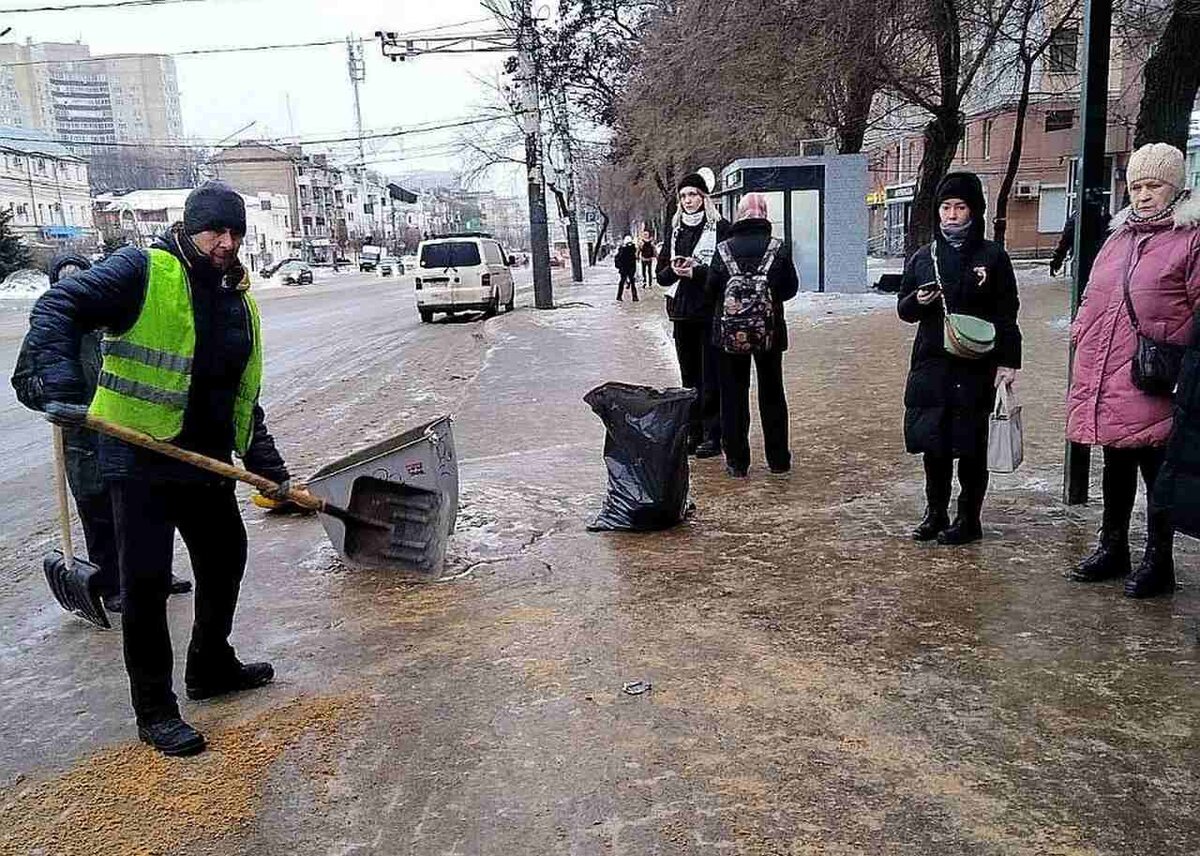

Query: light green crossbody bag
[[932, 242, 996, 359]]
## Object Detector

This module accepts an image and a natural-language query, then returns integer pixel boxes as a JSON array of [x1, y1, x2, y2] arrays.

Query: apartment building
[[0, 126, 94, 244]]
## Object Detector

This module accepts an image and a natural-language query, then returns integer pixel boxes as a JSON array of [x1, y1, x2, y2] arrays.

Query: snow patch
[[786, 291, 895, 324], [0, 269, 50, 300]]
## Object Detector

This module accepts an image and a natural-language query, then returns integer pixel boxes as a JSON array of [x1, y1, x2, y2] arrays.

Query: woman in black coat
[[614, 237, 639, 301], [706, 192, 799, 478], [657, 170, 732, 456], [898, 172, 1022, 545]]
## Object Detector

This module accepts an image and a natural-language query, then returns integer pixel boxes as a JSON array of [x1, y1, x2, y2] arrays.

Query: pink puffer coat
[[1067, 195, 1200, 448]]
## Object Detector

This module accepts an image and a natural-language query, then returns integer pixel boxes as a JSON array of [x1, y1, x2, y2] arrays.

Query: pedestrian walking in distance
[[639, 228, 657, 289], [657, 170, 731, 457], [1066, 142, 1200, 597], [13, 181, 291, 757], [615, 236, 639, 302], [898, 171, 1022, 545], [706, 192, 798, 478]]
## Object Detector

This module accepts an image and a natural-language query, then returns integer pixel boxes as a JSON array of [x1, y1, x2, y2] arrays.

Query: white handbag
[[987, 382, 1024, 473]]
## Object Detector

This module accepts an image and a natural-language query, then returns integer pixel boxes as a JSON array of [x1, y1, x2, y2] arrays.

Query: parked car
[[379, 258, 397, 277], [401, 254, 418, 273], [414, 233, 516, 323], [276, 261, 313, 286], [261, 256, 301, 279]]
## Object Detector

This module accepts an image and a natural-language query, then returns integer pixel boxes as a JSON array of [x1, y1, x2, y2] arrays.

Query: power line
[[0, 113, 524, 150], [0, 22, 507, 68], [0, 0, 209, 12]]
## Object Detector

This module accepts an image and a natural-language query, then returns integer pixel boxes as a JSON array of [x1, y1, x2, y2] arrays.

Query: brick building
[[864, 21, 1151, 258]]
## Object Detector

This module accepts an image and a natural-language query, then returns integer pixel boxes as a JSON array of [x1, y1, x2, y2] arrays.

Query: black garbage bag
[[584, 382, 697, 532]]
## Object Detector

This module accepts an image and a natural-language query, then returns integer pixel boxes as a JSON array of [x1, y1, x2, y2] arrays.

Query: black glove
[[43, 401, 90, 427], [1049, 262, 1060, 277], [261, 478, 292, 501]]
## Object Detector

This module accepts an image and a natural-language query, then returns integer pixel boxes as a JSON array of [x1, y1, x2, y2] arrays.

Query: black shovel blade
[[42, 550, 111, 629], [342, 477, 449, 574]]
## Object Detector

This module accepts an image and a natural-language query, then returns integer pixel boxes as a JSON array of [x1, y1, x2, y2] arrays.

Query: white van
[[414, 234, 516, 323]]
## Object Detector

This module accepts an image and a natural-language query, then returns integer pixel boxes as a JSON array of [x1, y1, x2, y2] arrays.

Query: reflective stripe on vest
[[88, 247, 263, 455]]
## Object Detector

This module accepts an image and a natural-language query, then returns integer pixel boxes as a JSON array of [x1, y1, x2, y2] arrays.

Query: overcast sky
[[0, 0, 525, 193]]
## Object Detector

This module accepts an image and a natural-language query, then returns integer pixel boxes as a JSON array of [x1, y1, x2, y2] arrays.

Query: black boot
[[1070, 529, 1130, 582], [912, 508, 950, 542], [186, 660, 275, 701], [138, 716, 206, 757], [937, 517, 983, 545], [1124, 523, 1176, 598]]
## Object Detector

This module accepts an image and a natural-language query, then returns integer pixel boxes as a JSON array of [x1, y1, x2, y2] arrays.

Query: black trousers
[[673, 322, 721, 446], [1101, 445, 1172, 542], [110, 479, 247, 723], [617, 271, 639, 301], [923, 453, 989, 522], [641, 258, 654, 286], [719, 349, 790, 471]]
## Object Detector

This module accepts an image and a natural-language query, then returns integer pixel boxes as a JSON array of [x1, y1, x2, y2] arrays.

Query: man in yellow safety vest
[[15, 181, 291, 756]]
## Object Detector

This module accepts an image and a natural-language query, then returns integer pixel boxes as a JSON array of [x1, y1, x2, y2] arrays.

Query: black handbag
[[1122, 238, 1186, 397]]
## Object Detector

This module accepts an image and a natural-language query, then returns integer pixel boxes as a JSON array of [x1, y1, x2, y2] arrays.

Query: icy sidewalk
[[4, 269, 1200, 855]]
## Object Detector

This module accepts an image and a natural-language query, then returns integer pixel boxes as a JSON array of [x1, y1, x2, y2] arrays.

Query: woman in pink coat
[[1067, 143, 1200, 597]]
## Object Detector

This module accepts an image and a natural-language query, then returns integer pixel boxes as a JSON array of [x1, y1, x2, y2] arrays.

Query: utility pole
[[553, 89, 584, 283], [1063, 0, 1113, 505], [518, 0, 553, 309], [346, 36, 370, 246]]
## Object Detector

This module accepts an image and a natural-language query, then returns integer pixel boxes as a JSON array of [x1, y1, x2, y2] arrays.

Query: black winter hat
[[677, 172, 710, 195], [183, 180, 246, 236], [935, 171, 986, 217]]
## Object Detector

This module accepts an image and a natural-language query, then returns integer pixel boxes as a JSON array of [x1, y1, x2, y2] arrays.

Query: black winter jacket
[[897, 234, 1022, 458], [1154, 312, 1200, 537], [13, 230, 289, 484], [705, 218, 799, 351], [656, 217, 732, 322], [614, 244, 637, 274]]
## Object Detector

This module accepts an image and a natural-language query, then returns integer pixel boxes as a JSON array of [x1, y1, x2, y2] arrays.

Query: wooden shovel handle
[[81, 414, 324, 512]]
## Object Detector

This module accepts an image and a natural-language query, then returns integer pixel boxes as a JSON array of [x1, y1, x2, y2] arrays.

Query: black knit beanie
[[677, 172, 709, 195], [935, 172, 986, 218], [183, 180, 246, 236]]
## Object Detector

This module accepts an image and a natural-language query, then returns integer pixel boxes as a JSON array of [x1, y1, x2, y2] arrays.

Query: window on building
[[982, 120, 993, 159], [1045, 109, 1075, 132], [13, 156, 22, 169], [1039, 185, 1069, 233], [35, 159, 45, 174], [960, 125, 970, 162], [1047, 27, 1079, 73], [260, 199, 272, 211], [37, 203, 44, 223]]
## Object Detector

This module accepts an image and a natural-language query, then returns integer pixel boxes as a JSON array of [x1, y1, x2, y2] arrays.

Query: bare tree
[[992, 0, 1082, 245], [1134, 0, 1200, 149], [878, 0, 1016, 253]]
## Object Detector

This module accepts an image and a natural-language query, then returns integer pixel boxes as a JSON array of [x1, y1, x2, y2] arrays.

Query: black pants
[[617, 271, 639, 301], [719, 349, 790, 471], [1101, 446, 1172, 542], [923, 453, 989, 522], [641, 258, 654, 287], [673, 322, 721, 446], [110, 479, 247, 723]]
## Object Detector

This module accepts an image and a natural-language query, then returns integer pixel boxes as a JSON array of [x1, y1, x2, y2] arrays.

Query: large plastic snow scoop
[[42, 425, 111, 629], [75, 414, 428, 572], [306, 416, 458, 575]]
